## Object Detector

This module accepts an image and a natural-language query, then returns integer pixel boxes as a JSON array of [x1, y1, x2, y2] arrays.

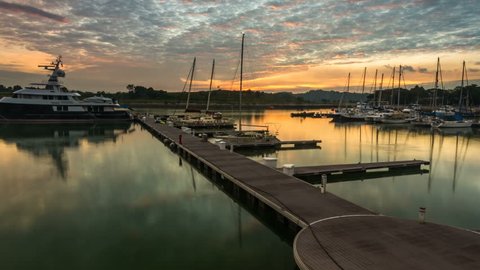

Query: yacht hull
[[0, 103, 132, 123]]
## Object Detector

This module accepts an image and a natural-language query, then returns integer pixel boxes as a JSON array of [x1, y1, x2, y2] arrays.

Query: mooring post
[[419, 207, 426, 224], [230, 144, 234, 152], [218, 141, 226, 150], [282, 164, 295, 176], [321, 174, 327, 194], [263, 157, 277, 168]]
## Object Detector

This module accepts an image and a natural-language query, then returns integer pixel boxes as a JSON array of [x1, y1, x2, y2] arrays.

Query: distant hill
[[296, 90, 369, 103]]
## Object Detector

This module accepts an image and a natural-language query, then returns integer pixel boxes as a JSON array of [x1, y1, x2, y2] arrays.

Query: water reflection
[[0, 122, 295, 270], [0, 123, 133, 179], [237, 110, 480, 230], [138, 108, 480, 229]]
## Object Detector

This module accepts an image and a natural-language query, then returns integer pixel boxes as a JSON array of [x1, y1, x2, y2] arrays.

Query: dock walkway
[[139, 118, 480, 270], [290, 160, 429, 177]]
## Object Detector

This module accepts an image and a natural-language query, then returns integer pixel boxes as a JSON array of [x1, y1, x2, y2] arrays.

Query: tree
[[126, 84, 135, 93]]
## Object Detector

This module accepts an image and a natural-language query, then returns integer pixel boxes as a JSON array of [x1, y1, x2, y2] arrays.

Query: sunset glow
[[0, 0, 478, 92]]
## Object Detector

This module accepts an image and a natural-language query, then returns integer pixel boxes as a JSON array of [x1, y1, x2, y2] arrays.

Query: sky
[[0, 0, 479, 93]]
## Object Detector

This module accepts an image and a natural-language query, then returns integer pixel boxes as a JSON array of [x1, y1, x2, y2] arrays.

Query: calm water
[[142, 108, 480, 230], [2, 110, 480, 269], [238, 110, 480, 230], [0, 123, 294, 270]]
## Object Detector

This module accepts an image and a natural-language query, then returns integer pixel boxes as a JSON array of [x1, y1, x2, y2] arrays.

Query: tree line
[[1, 83, 480, 107]]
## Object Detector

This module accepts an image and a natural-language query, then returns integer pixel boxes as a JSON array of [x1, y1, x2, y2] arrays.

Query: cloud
[[0, 0, 479, 91], [0, 1, 67, 22], [418, 67, 429, 73], [402, 65, 416, 72]]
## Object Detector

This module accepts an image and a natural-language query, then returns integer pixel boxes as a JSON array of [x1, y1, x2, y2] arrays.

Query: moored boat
[[0, 56, 132, 123], [431, 119, 473, 128]]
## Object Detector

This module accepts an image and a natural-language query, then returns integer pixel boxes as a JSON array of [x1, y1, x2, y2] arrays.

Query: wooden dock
[[220, 137, 321, 149], [138, 118, 480, 270], [289, 160, 429, 178]]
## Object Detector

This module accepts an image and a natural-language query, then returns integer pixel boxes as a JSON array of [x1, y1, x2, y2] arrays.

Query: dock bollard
[[230, 144, 234, 152], [218, 141, 226, 150], [282, 164, 295, 176], [263, 157, 277, 168], [178, 134, 182, 145], [418, 207, 426, 224], [320, 174, 327, 193]]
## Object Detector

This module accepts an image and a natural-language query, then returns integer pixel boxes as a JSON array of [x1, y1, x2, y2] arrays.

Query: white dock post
[[418, 207, 426, 224], [230, 144, 234, 152], [218, 141, 226, 150], [320, 174, 327, 193], [263, 157, 277, 168], [283, 164, 295, 176]]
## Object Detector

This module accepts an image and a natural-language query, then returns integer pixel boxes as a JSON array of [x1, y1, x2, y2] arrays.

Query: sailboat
[[431, 61, 473, 128], [167, 58, 235, 129], [379, 65, 416, 124], [333, 68, 371, 122], [214, 33, 279, 148]]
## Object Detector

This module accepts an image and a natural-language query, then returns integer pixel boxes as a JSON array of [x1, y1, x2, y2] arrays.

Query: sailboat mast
[[458, 60, 465, 111], [433, 57, 440, 108], [361, 67, 367, 94], [464, 61, 470, 108], [397, 65, 402, 107], [347, 72, 351, 91], [373, 69, 378, 106], [390, 66, 396, 106], [239, 33, 245, 132], [206, 59, 215, 111], [339, 73, 349, 110], [378, 73, 384, 107], [186, 57, 196, 111]]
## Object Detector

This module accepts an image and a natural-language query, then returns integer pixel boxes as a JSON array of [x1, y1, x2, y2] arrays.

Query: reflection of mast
[[428, 130, 435, 191], [190, 165, 197, 192], [237, 204, 243, 247], [344, 125, 347, 159], [376, 128, 379, 162], [359, 125, 362, 163], [453, 133, 459, 192]]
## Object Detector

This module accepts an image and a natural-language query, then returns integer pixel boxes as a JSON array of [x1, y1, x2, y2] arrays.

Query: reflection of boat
[[0, 123, 132, 178], [291, 111, 315, 118], [0, 56, 132, 122]]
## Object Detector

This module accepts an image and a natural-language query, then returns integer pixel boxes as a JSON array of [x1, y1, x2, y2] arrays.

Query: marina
[[138, 116, 480, 270], [1, 1, 480, 269]]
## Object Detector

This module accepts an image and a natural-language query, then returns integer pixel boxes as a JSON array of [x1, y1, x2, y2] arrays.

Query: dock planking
[[289, 160, 430, 177], [138, 118, 480, 270]]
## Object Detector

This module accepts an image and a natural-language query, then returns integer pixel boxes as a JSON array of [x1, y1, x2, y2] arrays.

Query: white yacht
[[0, 56, 132, 122]]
